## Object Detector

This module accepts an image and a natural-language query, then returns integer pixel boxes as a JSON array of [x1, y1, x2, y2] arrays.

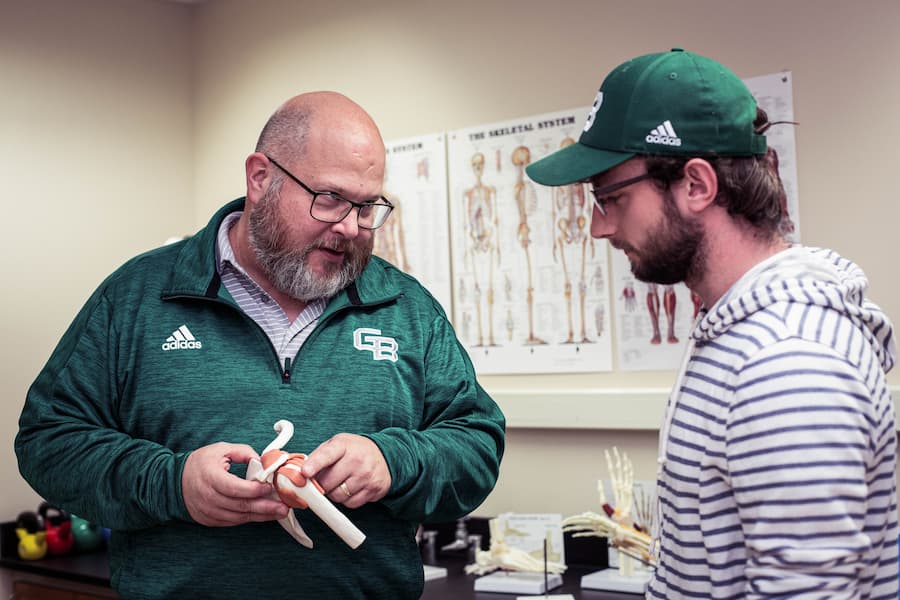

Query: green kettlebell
[[71, 514, 105, 552]]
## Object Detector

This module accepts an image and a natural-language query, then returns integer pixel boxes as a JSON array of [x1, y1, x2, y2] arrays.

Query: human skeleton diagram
[[511, 145, 545, 345], [374, 166, 410, 271], [647, 283, 678, 344], [373, 197, 409, 272], [690, 290, 703, 318], [622, 281, 637, 312], [552, 137, 595, 344], [463, 152, 500, 347], [416, 157, 429, 181]]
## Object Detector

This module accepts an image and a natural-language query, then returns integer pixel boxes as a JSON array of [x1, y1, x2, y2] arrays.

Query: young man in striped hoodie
[[527, 48, 898, 599]]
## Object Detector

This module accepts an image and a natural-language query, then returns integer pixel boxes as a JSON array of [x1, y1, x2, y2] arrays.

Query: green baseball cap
[[526, 48, 767, 186]]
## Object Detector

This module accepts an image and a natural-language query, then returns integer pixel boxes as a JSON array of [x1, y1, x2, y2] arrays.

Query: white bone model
[[464, 517, 567, 576], [562, 447, 656, 569], [245, 420, 366, 549]]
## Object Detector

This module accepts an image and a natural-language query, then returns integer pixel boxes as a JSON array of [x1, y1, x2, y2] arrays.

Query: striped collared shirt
[[215, 211, 326, 365]]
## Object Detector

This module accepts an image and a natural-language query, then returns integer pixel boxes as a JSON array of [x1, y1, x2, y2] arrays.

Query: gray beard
[[247, 188, 372, 302]]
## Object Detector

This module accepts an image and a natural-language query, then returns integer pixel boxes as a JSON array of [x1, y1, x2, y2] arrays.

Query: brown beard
[[625, 190, 705, 286]]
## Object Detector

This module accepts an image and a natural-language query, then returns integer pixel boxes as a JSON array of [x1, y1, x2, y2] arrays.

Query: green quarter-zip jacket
[[16, 198, 505, 599]]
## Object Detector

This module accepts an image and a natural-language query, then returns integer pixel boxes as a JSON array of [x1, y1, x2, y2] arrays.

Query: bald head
[[256, 91, 384, 163]]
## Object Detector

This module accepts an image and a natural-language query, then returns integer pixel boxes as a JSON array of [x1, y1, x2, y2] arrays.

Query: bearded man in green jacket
[[16, 91, 505, 600]]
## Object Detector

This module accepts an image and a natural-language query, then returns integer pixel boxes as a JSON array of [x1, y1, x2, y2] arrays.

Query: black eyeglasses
[[266, 155, 394, 230], [587, 173, 652, 216]]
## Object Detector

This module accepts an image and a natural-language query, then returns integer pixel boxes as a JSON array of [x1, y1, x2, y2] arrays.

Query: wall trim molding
[[489, 385, 900, 430]]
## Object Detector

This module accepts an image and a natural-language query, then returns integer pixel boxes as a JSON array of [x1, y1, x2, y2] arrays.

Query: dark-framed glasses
[[587, 173, 652, 216], [266, 155, 394, 230]]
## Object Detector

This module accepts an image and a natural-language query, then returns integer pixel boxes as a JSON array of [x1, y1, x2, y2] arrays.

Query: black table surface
[[0, 553, 643, 600], [1, 551, 112, 587], [2, 520, 644, 599]]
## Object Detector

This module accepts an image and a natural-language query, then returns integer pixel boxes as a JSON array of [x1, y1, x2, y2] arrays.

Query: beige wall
[[2, 0, 899, 521], [0, 0, 193, 513]]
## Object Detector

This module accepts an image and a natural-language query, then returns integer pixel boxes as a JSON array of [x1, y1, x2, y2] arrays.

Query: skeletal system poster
[[379, 133, 452, 313], [385, 72, 795, 375], [611, 250, 700, 371], [447, 108, 613, 374]]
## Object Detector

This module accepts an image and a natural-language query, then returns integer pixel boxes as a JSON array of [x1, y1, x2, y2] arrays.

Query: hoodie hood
[[694, 246, 895, 373]]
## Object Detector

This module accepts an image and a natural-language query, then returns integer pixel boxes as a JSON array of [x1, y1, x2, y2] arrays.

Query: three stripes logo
[[645, 120, 682, 147], [161, 325, 203, 351]]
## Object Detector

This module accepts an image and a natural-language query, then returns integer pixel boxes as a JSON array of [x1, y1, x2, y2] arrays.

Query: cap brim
[[525, 143, 634, 186]]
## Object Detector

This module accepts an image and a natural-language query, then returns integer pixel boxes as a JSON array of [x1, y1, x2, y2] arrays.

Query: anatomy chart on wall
[[745, 71, 800, 240], [379, 133, 453, 313], [611, 250, 699, 371], [447, 108, 613, 374]]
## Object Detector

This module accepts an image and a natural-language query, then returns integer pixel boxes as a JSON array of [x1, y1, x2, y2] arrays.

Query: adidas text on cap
[[525, 48, 767, 186]]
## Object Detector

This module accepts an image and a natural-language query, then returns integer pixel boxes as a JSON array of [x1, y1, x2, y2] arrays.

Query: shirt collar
[[215, 210, 242, 276]]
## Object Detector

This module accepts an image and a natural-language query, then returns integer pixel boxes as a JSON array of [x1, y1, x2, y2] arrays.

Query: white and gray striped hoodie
[[648, 246, 898, 600]]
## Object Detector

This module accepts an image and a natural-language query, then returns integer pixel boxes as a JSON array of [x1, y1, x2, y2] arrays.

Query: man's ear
[[245, 152, 272, 205], [682, 158, 718, 214]]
